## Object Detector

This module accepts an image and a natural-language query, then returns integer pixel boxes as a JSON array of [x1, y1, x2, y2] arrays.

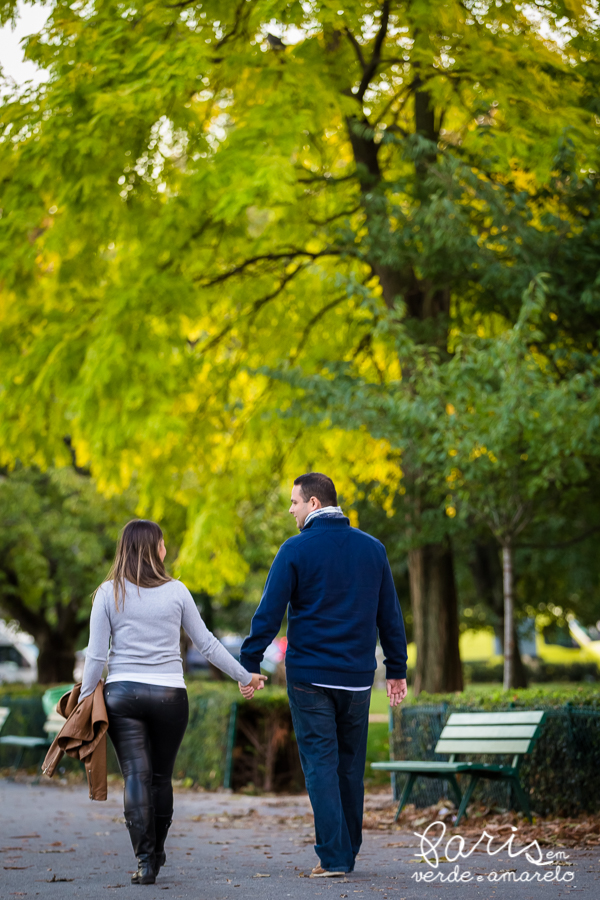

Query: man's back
[[239, 473, 408, 879], [240, 516, 407, 687]]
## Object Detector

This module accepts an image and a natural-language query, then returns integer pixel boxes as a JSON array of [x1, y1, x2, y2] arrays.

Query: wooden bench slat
[[371, 761, 463, 773], [441, 725, 539, 739], [435, 738, 533, 754], [447, 712, 545, 725], [43, 712, 65, 732], [0, 735, 49, 748], [371, 761, 515, 774]]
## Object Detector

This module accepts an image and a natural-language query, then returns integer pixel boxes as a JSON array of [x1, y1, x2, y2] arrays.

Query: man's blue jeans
[[287, 682, 371, 873]]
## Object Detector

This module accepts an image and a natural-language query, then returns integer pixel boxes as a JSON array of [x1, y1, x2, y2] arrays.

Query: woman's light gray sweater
[[80, 579, 252, 698]]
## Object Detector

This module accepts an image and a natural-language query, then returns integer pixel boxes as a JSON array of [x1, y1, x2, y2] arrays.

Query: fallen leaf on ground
[[40, 847, 74, 853], [363, 799, 600, 849]]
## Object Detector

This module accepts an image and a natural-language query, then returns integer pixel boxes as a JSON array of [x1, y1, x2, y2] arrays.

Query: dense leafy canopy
[[0, 465, 133, 680], [1, 1, 600, 675]]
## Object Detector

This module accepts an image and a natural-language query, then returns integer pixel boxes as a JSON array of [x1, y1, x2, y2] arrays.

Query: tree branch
[[290, 295, 348, 361], [516, 523, 600, 550], [344, 27, 366, 70], [215, 0, 249, 49], [356, 0, 391, 102], [198, 249, 341, 286], [306, 205, 362, 227], [374, 80, 416, 126], [296, 170, 356, 185], [197, 266, 309, 355]]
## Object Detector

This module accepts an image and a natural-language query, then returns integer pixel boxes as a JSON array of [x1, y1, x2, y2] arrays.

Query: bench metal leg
[[394, 773, 417, 823], [511, 777, 532, 822], [447, 774, 465, 816], [7, 746, 25, 779], [32, 746, 49, 785], [455, 775, 479, 826]]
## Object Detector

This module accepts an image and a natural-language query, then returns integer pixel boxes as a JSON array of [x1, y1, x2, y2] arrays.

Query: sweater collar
[[301, 515, 350, 532], [303, 505, 344, 527]]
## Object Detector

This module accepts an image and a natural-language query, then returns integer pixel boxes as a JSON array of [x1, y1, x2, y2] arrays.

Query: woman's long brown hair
[[95, 519, 172, 611]]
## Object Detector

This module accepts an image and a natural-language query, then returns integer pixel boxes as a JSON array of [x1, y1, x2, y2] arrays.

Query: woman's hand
[[238, 673, 268, 700]]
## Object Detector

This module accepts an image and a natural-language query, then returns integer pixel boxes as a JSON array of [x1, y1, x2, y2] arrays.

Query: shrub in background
[[232, 688, 303, 793], [462, 661, 599, 684]]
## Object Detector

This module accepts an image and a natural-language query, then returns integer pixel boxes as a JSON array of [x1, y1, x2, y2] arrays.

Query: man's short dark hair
[[293, 473, 337, 507]]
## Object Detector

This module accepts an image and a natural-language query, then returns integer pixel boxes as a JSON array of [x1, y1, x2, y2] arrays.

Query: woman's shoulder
[[93, 581, 113, 607], [138, 577, 190, 600], [169, 578, 192, 599]]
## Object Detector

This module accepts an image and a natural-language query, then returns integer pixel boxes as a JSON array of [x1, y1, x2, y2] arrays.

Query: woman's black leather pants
[[104, 681, 189, 879]]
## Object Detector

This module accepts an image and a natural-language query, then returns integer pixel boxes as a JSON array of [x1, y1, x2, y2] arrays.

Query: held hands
[[386, 678, 408, 708], [238, 672, 268, 700]]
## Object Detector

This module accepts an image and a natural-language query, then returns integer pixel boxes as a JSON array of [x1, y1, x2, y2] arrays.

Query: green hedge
[[231, 687, 303, 793], [175, 683, 236, 788], [6, 681, 597, 810], [0, 682, 301, 790], [390, 686, 600, 817], [405, 684, 600, 708], [462, 661, 599, 684], [405, 663, 599, 685]]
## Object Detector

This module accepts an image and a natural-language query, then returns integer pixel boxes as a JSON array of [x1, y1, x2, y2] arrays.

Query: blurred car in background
[[0, 621, 38, 684], [186, 634, 244, 671], [73, 648, 87, 683], [568, 617, 600, 666], [446, 615, 600, 673], [186, 634, 287, 676]]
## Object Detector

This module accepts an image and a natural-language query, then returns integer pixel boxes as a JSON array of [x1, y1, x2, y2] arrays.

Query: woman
[[80, 519, 264, 885]]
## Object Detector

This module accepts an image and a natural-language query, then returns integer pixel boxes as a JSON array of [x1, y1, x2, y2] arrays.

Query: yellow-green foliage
[[1, 0, 598, 593]]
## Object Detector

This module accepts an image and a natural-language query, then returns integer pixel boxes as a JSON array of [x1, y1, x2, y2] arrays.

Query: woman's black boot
[[154, 815, 173, 875], [125, 806, 156, 885], [154, 815, 172, 875]]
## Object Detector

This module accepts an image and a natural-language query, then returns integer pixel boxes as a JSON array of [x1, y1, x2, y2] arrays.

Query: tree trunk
[[502, 544, 515, 690], [345, 88, 462, 694], [180, 629, 191, 674], [408, 540, 463, 694], [36, 632, 78, 684], [470, 539, 528, 687], [192, 591, 215, 632], [501, 621, 529, 689]]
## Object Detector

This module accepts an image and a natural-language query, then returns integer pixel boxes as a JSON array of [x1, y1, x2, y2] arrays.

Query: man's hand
[[238, 673, 268, 700], [386, 678, 408, 708]]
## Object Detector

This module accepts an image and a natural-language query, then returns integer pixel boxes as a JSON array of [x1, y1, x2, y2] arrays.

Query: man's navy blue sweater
[[239, 516, 407, 687]]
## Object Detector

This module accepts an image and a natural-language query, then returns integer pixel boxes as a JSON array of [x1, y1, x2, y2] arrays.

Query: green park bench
[[371, 710, 545, 826], [0, 685, 73, 776]]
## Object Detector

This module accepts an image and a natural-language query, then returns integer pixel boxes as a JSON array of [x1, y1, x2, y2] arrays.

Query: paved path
[[0, 780, 597, 899]]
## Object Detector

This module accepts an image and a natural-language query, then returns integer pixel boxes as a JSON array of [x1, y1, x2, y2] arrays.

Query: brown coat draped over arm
[[42, 681, 108, 801]]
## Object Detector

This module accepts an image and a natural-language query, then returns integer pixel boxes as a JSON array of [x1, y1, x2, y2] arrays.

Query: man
[[239, 472, 408, 877]]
